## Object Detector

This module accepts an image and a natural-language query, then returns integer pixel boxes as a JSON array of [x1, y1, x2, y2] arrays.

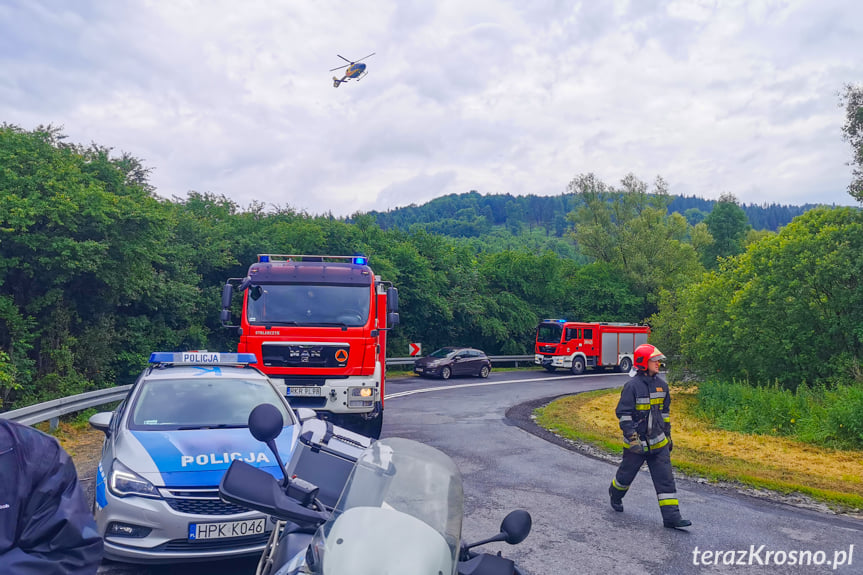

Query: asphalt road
[[97, 369, 862, 574], [384, 370, 862, 575]]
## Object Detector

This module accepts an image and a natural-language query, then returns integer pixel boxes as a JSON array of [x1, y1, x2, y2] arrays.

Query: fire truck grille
[[539, 346, 556, 353], [262, 344, 350, 368]]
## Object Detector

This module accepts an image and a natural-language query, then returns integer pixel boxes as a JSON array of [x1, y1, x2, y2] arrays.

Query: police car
[[88, 352, 299, 563]]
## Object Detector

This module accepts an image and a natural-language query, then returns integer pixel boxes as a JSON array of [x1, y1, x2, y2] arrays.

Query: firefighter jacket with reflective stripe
[[615, 371, 671, 452]]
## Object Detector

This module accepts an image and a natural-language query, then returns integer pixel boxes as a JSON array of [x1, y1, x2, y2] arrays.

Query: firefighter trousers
[[609, 445, 683, 522]]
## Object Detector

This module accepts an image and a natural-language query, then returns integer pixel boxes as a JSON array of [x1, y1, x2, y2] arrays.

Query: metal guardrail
[[386, 354, 535, 366], [0, 385, 132, 428], [0, 355, 537, 427]]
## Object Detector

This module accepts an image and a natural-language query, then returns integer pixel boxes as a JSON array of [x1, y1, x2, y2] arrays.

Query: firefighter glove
[[627, 433, 643, 454], [668, 438, 673, 453]]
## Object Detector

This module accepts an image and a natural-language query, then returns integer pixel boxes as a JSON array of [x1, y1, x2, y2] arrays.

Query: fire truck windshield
[[246, 284, 371, 327], [536, 323, 563, 344]]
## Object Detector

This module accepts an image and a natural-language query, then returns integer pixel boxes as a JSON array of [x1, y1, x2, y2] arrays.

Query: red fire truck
[[534, 319, 650, 375], [220, 255, 399, 438]]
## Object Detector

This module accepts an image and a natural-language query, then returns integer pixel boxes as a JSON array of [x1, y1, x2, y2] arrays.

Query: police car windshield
[[129, 377, 292, 430], [246, 284, 370, 327]]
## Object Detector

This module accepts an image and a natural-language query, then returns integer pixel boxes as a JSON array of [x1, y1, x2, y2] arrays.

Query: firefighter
[[608, 344, 692, 529]]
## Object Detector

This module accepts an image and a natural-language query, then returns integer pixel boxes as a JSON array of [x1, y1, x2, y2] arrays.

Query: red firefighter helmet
[[633, 344, 666, 371]]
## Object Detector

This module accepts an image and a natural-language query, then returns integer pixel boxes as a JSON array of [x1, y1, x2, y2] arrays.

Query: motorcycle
[[219, 403, 532, 575]]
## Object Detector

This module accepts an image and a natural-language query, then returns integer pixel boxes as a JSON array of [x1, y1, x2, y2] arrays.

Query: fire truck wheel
[[570, 357, 586, 375], [479, 365, 490, 378], [441, 366, 452, 380], [618, 357, 633, 373]]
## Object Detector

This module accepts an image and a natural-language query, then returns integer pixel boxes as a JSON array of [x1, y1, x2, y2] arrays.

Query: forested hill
[[367, 191, 821, 236]]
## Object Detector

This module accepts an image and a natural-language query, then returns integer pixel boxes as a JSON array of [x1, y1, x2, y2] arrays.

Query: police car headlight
[[109, 460, 161, 499]]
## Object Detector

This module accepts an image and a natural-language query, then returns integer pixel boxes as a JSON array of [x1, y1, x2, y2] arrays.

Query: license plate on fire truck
[[287, 386, 321, 396], [189, 518, 266, 540]]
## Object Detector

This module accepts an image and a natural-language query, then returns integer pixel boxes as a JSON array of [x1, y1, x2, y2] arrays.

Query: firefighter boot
[[659, 495, 691, 528], [608, 485, 624, 512], [661, 505, 691, 529]]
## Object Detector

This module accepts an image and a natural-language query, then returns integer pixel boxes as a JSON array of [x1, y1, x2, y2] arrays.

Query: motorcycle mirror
[[461, 509, 532, 552], [248, 403, 289, 485], [249, 403, 283, 443], [500, 509, 532, 545]]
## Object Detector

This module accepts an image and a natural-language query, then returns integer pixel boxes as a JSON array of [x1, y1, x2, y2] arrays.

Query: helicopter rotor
[[330, 52, 376, 71]]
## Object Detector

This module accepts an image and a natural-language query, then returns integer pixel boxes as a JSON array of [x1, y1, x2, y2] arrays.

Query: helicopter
[[330, 52, 375, 87]]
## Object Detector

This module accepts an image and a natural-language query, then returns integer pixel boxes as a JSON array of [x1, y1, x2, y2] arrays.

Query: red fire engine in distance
[[534, 319, 649, 375]]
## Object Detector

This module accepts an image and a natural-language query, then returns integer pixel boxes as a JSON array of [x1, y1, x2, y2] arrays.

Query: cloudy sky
[[2, 0, 861, 216]]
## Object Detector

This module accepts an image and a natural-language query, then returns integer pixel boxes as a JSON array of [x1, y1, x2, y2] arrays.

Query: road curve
[[383, 370, 862, 575]]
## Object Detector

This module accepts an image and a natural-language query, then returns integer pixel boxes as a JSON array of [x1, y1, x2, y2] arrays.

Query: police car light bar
[[256, 254, 369, 265], [148, 352, 258, 365]]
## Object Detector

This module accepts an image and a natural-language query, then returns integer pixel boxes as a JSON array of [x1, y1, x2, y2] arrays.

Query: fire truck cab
[[220, 255, 398, 438], [534, 319, 649, 375]]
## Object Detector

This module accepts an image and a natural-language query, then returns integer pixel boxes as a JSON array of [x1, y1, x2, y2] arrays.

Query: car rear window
[[129, 377, 292, 430]]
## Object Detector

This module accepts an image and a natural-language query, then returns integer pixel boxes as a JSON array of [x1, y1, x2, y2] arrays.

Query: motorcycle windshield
[[313, 437, 463, 575]]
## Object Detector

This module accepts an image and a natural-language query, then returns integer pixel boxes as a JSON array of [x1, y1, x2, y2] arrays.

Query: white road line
[[384, 373, 627, 400]]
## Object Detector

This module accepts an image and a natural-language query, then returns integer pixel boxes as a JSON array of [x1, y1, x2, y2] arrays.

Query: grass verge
[[534, 387, 863, 512]]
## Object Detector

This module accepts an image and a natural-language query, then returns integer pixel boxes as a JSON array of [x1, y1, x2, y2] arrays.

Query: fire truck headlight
[[348, 387, 374, 407]]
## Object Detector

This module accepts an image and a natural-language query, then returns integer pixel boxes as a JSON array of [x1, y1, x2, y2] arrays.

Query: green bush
[[695, 380, 863, 450]]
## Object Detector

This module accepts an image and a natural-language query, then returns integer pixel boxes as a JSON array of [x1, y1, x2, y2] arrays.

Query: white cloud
[[1, 0, 860, 216]]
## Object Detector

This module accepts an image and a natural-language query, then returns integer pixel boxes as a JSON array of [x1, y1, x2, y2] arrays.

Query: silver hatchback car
[[89, 352, 299, 563]]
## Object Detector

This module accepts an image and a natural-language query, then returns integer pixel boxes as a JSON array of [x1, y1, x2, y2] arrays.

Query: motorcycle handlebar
[[219, 459, 330, 526]]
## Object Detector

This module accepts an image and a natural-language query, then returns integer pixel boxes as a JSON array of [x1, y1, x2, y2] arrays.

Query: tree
[[566, 173, 704, 316], [700, 193, 749, 269], [674, 207, 863, 388], [0, 125, 202, 404], [841, 83, 863, 202], [683, 208, 707, 226]]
